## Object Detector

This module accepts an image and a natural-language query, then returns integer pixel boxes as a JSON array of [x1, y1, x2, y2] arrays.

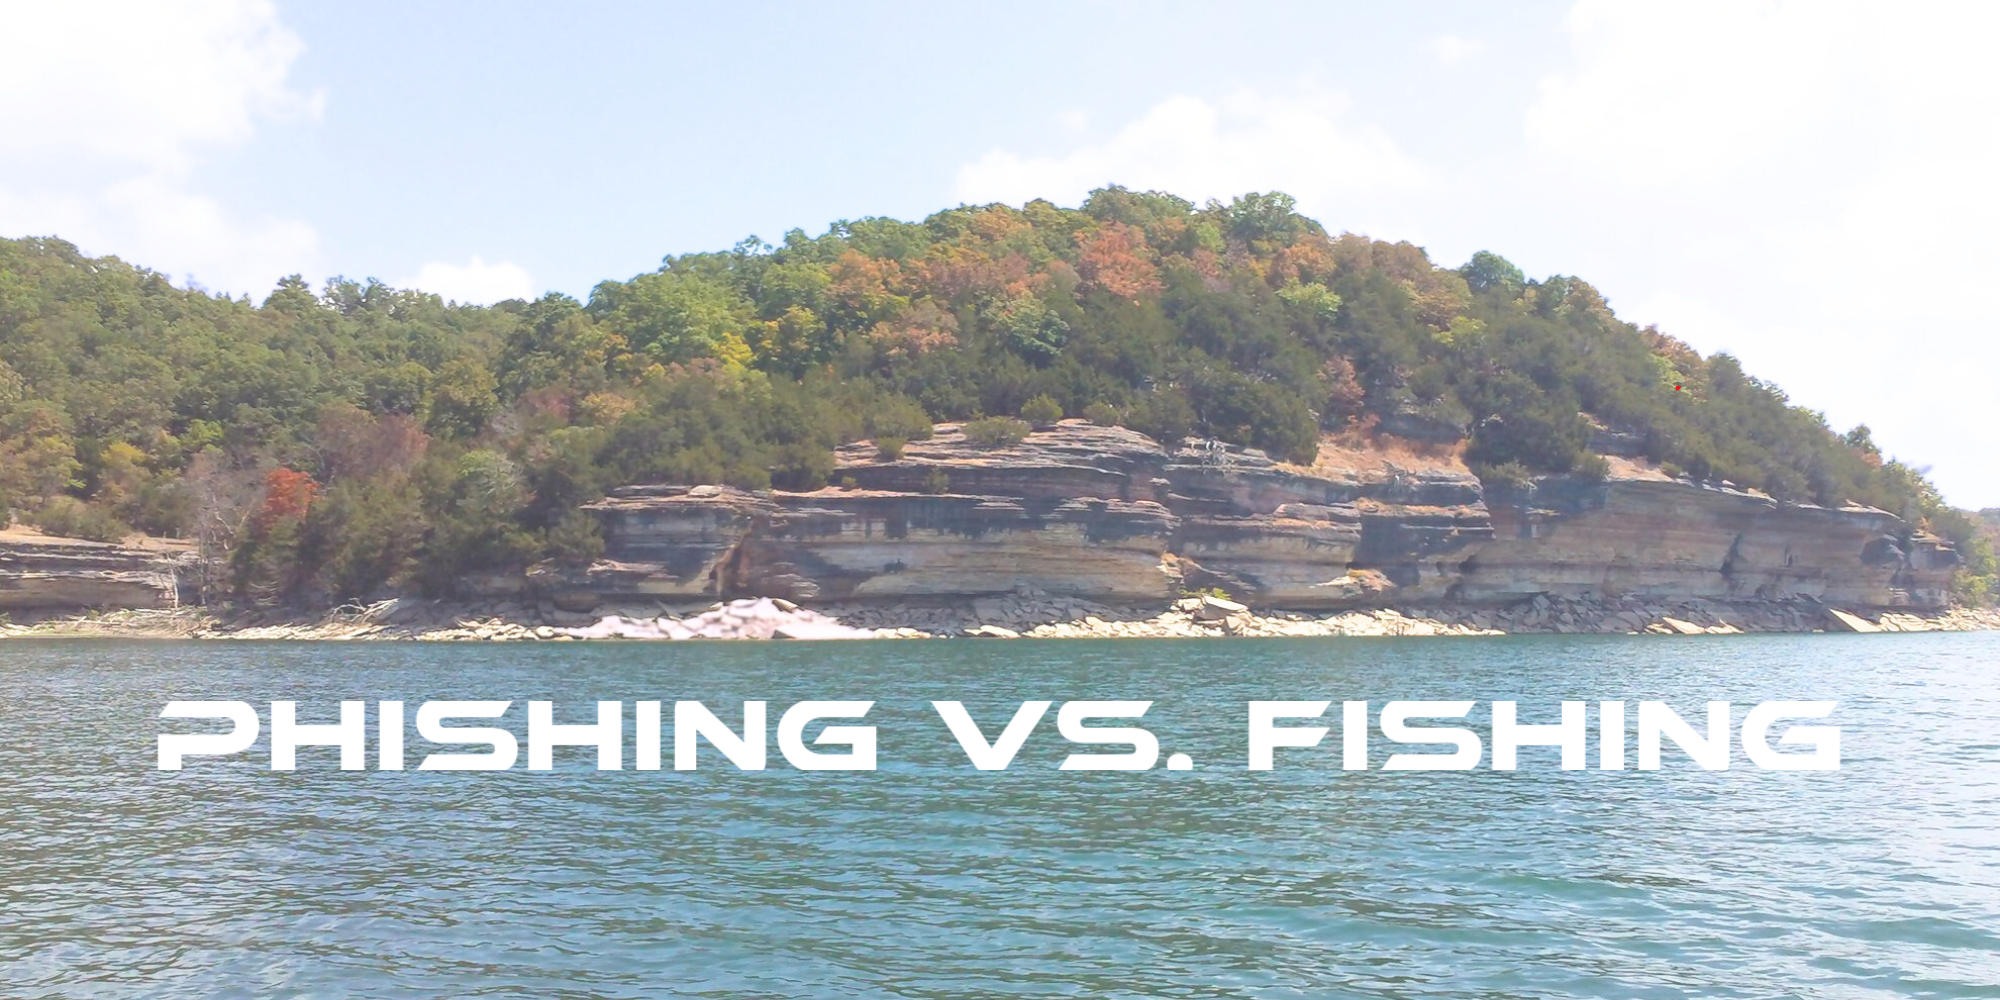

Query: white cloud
[[1425, 35, 1486, 63], [1520, 0, 2000, 505], [952, 88, 1429, 216], [400, 257, 536, 305], [0, 177, 319, 299], [0, 0, 322, 296], [1527, 2, 1859, 182]]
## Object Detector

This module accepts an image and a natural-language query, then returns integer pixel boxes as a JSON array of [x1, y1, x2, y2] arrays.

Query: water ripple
[[2, 633, 1997, 998]]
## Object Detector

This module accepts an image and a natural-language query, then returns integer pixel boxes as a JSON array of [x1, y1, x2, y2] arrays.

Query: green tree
[[425, 358, 498, 439], [1221, 191, 1319, 247], [588, 270, 752, 366], [1460, 251, 1525, 296]]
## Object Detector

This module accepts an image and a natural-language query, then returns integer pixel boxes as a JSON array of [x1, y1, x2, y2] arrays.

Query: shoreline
[[4, 594, 1996, 641]]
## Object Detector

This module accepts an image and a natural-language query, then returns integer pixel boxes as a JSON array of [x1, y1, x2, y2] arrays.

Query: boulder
[[1824, 608, 1882, 633], [772, 620, 872, 640], [1194, 595, 1248, 621]]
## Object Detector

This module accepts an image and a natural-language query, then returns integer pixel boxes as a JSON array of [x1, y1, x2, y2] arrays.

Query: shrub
[[1319, 356, 1366, 425], [1461, 373, 1588, 473], [1954, 570, 1994, 608], [232, 516, 303, 604], [923, 467, 950, 494], [544, 510, 605, 567], [29, 496, 131, 543], [127, 478, 193, 537], [1082, 401, 1121, 426], [875, 436, 907, 460], [769, 442, 835, 491], [865, 396, 934, 442], [1473, 460, 1535, 491], [1128, 390, 1195, 447], [1572, 451, 1610, 482], [1019, 394, 1063, 429], [962, 416, 1030, 449]]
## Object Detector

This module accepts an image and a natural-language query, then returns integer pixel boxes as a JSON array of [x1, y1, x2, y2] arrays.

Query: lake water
[[2, 634, 1997, 999]]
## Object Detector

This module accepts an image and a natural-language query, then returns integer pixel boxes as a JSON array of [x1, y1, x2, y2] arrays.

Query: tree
[[410, 450, 536, 596], [263, 274, 319, 315], [1462, 373, 1590, 474], [0, 184, 1984, 602], [496, 293, 622, 396], [295, 478, 425, 601], [425, 358, 498, 439], [1077, 222, 1161, 300], [1222, 192, 1319, 247], [1082, 185, 1194, 231], [589, 270, 753, 366], [254, 468, 319, 534], [365, 362, 433, 416], [989, 296, 1068, 361], [1319, 356, 1366, 425], [312, 403, 429, 482], [0, 403, 81, 506], [1460, 251, 1525, 296], [182, 451, 266, 602]]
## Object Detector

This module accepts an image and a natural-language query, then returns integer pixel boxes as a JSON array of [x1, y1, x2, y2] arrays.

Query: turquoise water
[[2, 634, 1997, 998]]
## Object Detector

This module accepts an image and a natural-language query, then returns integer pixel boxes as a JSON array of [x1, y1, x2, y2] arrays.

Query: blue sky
[[3, 1, 1997, 507], [230, 0, 1568, 295]]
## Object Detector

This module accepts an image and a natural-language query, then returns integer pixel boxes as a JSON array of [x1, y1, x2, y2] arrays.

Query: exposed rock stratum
[[535, 422, 1957, 611]]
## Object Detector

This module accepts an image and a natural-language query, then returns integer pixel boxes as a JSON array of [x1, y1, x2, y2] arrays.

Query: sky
[[2, 0, 1996, 507]]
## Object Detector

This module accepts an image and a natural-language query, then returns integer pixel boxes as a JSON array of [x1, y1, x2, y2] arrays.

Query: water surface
[[2, 634, 1996, 998]]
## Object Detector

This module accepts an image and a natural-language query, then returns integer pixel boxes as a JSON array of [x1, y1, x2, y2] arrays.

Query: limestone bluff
[[0, 420, 1965, 634], [531, 421, 1957, 614]]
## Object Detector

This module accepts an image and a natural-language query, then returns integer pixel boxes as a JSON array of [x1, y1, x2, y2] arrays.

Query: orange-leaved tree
[[253, 468, 319, 535]]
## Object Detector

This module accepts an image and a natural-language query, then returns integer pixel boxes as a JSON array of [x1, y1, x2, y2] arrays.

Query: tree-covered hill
[[1, 188, 1991, 604]]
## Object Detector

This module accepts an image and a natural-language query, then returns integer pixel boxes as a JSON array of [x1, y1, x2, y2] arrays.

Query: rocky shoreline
[[5, 591, 1995, 642], [4, 425, 1982, 644]]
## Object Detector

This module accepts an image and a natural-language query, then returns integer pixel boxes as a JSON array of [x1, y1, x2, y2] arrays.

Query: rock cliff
[[1464, 467, 1958, 607], [0, 531, 194, 612], [541, 422, 1958, 611], [544, 482, 1176, 606]]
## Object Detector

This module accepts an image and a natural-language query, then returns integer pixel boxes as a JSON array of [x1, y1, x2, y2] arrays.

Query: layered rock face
[[541, 482, 1179, 606], [0, 532, 193, 611], [547, 422, 1957, 610], [1465, 473, 1958, 607]]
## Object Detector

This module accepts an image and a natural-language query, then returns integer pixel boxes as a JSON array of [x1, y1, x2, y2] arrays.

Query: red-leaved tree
[[253, 468, 319, 535]]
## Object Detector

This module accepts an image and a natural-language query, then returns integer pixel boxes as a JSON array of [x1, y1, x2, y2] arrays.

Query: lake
[[2, 633, 1997, 999]]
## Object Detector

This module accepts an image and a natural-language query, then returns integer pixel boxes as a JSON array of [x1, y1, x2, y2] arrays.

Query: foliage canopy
[[1, 187, 1988, 602]]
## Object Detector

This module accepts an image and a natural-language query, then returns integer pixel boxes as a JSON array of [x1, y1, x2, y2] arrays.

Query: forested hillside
[[1, 188, 1991, 604]]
